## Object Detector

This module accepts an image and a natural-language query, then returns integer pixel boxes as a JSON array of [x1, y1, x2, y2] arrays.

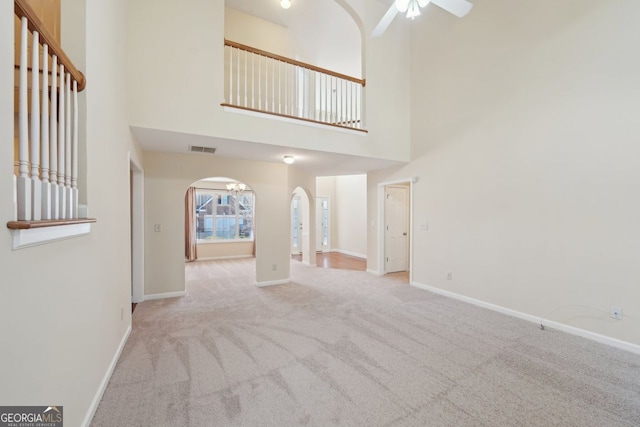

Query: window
[[195, 189, 254, 242]]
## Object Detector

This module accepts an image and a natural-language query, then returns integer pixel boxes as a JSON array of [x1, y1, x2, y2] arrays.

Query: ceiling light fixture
[[283, 155, 295, 164], [280, 0, 291, 9], [226, 182, 246, 196], [395, 0, 430, 19]]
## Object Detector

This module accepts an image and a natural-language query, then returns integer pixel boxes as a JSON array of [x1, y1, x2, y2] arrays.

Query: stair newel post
[[72, 80, 79, 218], [50, 55, 59, 219], [58, 64, 66, 219], [65, 72, 72, 217], [41, 44, 51, 219], [17, 17, 31, 221]]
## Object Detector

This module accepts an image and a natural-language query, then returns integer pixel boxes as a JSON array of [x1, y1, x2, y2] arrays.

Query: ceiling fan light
[[283, 155, 295, 164], [406, 0, 421, 19], [280, 0, 291, 9], [417, 0, 430, 7], [394, 0, 410, 13]]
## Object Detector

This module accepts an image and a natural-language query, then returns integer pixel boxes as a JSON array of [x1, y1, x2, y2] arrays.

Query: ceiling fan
[[372, 0, 473, 37]]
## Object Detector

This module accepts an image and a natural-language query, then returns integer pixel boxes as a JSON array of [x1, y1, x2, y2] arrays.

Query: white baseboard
[[256, 278, 290, 287], [331, 249, 367, 259], [82, 324, 131, 427], [195, 255, 253, 261], [366, 269, 383, 276], [410, 281, 640, 355], [144, 291, 186, 301]]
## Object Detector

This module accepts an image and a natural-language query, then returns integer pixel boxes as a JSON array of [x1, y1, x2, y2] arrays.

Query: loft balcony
[[223, 39, 366, 133]]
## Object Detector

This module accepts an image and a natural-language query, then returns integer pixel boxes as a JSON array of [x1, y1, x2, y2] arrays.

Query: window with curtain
[[195, 189, 254, 242]]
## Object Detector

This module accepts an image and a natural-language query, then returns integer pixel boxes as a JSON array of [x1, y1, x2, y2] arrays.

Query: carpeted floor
[[91, 258, 640, 426]]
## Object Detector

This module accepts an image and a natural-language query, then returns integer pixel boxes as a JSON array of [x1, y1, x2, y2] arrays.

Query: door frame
[[129, 154, 144, 303], [377, 178, 415, 281]]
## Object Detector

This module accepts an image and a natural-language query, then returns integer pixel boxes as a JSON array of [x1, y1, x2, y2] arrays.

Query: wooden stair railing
[[8, 0, 94, 236], [223, 39, 367, 132]]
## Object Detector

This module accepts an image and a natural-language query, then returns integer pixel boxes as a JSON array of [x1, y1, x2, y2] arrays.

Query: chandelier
[[395, 0, 430, 19], [226, 182, 246, 196]]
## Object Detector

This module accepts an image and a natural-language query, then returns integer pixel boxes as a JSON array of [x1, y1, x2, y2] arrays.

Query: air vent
[[189, 145, 217, 154]]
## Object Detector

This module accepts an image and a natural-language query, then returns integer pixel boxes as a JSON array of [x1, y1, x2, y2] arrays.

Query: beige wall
[[0, 1, 142, 426], [126, 0, 411, 164], [145, 151, 313, 292], [368, 0, 640, 346], [224, 7, 293, 57], [197, 241, 253, 259]]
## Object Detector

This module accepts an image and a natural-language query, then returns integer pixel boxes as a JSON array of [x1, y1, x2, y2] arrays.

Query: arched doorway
[[185, 177, 256, 263], [291, 186, 314, 266]]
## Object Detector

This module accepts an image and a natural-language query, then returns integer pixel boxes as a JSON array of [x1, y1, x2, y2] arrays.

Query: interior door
[[316, 197, 329, 252], [384, 185, 409, 273]]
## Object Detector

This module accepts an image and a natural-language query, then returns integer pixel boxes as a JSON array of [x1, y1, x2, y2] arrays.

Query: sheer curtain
[[185, 186, 198, 261]]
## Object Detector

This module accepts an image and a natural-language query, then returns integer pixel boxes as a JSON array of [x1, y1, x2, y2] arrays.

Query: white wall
[[368, 0, 640, 347], [127, 0, 411, 164], [317, 175, 367, 258], [0, 1, 142, 426], [144, 151, 314, 293]]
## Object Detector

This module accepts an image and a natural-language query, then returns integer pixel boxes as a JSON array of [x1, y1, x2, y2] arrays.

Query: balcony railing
[[223, 39, 366, 132]]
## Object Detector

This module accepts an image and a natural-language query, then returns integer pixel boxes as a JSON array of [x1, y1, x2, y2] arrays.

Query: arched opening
[[184, 176, 257, 278], [290, 186, 315, 266]]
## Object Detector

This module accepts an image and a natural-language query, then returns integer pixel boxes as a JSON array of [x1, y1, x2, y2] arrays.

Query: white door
[[384, 186, 409, 273], [291, 197, 302, 254], [316, 197, 330, 252]]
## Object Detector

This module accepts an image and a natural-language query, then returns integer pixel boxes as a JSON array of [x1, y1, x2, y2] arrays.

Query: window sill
[[197, 239, 254, 245], [7, 218, 96, 250]]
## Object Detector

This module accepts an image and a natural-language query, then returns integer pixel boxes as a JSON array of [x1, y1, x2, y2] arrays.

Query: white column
[[41, 44, 51, 219], [65, 72, 72, 217], [58, 64, 66, 219], [50, 55, 59, 219], [71, 81, 79, 218], [17, 17, 31, 221]]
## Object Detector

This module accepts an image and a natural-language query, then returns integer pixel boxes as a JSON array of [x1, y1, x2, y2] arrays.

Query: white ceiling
[[132, 127, 404, 176]]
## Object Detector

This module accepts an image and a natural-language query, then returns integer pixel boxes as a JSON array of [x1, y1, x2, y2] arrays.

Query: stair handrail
[[14, 0, 86, 91], [225, 39, 365, 87]]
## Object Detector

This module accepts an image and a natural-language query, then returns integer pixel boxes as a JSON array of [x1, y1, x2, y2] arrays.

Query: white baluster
[[236, 48, 240, 105], [58, 64, 66, 219], [41, 44, 51, 219], [65, 72, 72, 217], [228, 46, 232, 104], [251, 53, 255, 109], [72, 81, 79, 218], [258, 55, 261, 110], [244, 49, 248, 107], [50, 56, 59, 219], [30, 31, 42, 220], [17, 17, 31, 221]]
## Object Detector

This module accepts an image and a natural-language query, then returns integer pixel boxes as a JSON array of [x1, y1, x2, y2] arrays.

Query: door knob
[[403, 232, 407, 235]]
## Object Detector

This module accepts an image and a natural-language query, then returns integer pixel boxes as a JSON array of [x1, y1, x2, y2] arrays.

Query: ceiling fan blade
[[430, 0, 473, 18], [372, 4, 399, 38]]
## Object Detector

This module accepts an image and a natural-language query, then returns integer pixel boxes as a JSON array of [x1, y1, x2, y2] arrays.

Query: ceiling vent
[[189, 145, 217, 154]]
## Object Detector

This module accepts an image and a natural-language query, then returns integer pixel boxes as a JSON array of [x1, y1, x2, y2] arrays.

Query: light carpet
[[91, 258, 640, 426]]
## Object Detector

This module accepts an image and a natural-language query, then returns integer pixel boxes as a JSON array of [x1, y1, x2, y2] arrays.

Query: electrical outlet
[[447, 272, 453, 280], [610, 306, 623, 320], [154, 224, 161, 232], [272, 264, 277, 271]]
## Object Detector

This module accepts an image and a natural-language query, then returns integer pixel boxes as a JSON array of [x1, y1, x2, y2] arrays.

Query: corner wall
[[368, 0, 640, 347]]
